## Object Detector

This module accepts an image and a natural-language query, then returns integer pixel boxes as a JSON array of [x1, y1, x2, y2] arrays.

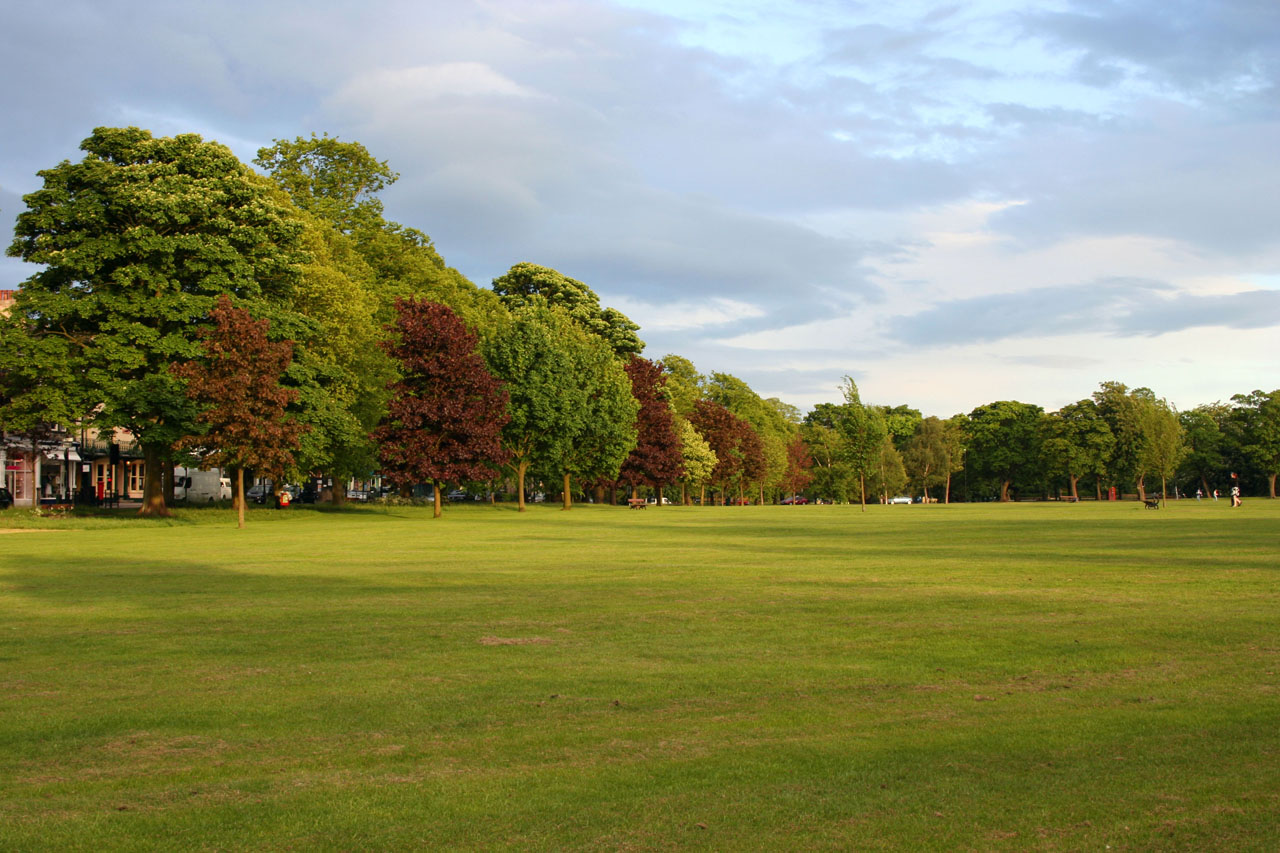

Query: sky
[[2, 0, 1277, 417]]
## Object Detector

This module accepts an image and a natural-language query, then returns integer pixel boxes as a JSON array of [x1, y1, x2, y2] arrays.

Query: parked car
[[447, 489, 468, 502], [780, 495, 809, 505], [889, 495, 912, 505], [0, 487, 12, 509], [247, 482, 273, 504]]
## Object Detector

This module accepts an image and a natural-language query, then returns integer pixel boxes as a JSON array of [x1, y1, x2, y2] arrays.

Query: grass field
[[1, 500, 1278, 851]]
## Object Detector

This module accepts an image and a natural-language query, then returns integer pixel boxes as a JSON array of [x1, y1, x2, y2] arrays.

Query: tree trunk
[[1136, 476, 1146, 502], [1161, 474, 1168, 507], [562, 473, 572, 510], [1201, 475, 1211, 498], [1069, 474, 1079, 501], [236, 468, 245, 529], [944, 472, 951, 505], [332, 480, 347, 506], [1096, 476, 1103, 501], [593, 484, 605, 505], [1000, 479, 1011, 502], [681, 482, 689, 506], [163, 453, 177, 507], [1269, 473, 1276, 498], [433, 481, 443, 518], [137, 444, 170, 517], [859, 474, 866, 512], [517, 460, 528, 512], [699, 484, 705, 506]]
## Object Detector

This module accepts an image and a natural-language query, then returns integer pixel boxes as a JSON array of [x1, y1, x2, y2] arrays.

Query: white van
[[174, 467, 232, 502]]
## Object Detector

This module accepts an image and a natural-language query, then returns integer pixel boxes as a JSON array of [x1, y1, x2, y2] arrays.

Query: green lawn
[[2, 500, 1277, 851]]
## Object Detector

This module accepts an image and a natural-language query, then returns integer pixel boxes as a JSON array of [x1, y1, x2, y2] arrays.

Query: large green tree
[[965, 400, 1045, 502], [1042, 400, 1114, 500], [1178, 403, 1233, 497], [1230, 389, 1280, 498], [6, 127, 307, 516], [835, 379, 886, 510], [493, 262, 643, 358]]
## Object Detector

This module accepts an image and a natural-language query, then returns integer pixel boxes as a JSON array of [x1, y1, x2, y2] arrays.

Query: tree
[[940, 415, 967, 504], [706, 372, 793, 503], [661, 354, 705, 416], [1231, 390, 1280, 498], [372, 300, 510, 518], [255, 134, 398, 236], [779, 435, 814, 501], [482, 306, 579, 510], [1042, 400, 1114, 500], [675, 418, 717, 505], [801, 412, 855, 504], [878, 404, 924, 452], [1179, 404, 1232, 497], [7, 127, 308, 516], [1137, 397, 1185, 505], [493, 262, 643, 358], [869, 433, 907, 503], [903, 416, 947, 501], [688, 399, 756, 504], [836, 379, 886, 510], [618, 358, 683, 502], [547, 323, 638, 509], [965, 401, 1045, 502], [172, 297, 307, 528]]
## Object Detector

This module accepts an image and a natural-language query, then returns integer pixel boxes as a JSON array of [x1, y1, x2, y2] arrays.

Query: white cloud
[[612, 296, 765, 331]]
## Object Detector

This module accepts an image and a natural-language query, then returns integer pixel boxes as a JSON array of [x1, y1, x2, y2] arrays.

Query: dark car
[[0, 487, 12, 510]]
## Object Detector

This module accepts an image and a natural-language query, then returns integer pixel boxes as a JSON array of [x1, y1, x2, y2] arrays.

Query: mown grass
[[1, 500, 1277, 851]]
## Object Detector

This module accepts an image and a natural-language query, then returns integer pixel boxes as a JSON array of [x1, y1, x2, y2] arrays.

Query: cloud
[[888, 278, 1280, 346]]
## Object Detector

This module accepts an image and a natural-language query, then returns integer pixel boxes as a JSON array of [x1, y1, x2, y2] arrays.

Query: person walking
[[1230, 485, 1241, 507], [1213, 488, 1219, 501], [1195, 488, 1202, 500]]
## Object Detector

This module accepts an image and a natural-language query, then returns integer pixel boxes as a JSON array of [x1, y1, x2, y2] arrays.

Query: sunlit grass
[[1, 500, 1277, 850]]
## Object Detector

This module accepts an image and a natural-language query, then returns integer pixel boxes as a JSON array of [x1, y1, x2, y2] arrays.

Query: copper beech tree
[[617, 357, 683, 504], [174, 296, 308, 528], [374, 299, 509, 518]]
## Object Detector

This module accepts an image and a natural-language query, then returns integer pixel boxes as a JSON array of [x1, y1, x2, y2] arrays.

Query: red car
[[780, 495, 809, 505]]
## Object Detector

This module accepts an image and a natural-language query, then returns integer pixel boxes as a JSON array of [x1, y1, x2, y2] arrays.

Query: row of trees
[[2, 127, 1277, 522]]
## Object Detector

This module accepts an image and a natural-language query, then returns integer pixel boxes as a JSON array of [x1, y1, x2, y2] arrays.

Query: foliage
[[675, 417, 717, 500], [705, 372, 793, 497], [492, 262, 643, 357], [618, 358, 683, 494], [779, 435, 815, 498], [903, 416, 947, 500], [1136, 396, 1186, 503], [6, 126, 309, 515], [1230, 389, 1280, 497], [1178, 403, 1233, 495], [172, 297, 307, 526], [1042, 400, 1115, 499], [372, 300, 510, 517], [965, 400, 1046, 501], [688, 399, 758, 502], [254, 134, 398, 236], [836, 379, 887, 508], [660, 354, 704, 416]]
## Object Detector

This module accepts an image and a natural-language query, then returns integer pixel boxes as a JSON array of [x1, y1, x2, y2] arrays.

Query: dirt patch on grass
[[479, 636, 551, 646], [0, 529, 57, 534]]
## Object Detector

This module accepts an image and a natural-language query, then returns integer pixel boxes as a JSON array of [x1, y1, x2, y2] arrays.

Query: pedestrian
[[1195, 488, 1202, 500], [1231, 485, 1241, 507], [1213, 489, 1219, 501]]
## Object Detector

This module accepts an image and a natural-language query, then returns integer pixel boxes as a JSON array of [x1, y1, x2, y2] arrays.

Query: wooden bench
[[627, 498, 647, 509], [1143, 498, 1160, 510]]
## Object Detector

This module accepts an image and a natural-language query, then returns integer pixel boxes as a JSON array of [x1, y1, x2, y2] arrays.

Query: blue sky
[[2, 0, 1277, 416]]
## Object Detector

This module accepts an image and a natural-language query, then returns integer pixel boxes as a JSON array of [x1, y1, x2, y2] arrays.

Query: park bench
[[1143, 498, 1160, 510], [627, 498, 647, 509]]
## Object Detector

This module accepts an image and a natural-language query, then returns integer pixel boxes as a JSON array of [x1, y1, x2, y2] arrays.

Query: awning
[[42, 448, 81, 462]]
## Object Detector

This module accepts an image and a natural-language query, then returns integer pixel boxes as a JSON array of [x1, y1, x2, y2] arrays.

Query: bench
[[627, 498, 647, 509], [1143, 498, 1160, 510]]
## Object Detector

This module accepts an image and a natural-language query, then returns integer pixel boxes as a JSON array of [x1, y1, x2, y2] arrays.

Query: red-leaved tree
[[688, 399, 757, 504], [617, 357, 683, 504], [779, 435, 815, 502], [173, 295, 308, 528], [373, 299, 510, 518]]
